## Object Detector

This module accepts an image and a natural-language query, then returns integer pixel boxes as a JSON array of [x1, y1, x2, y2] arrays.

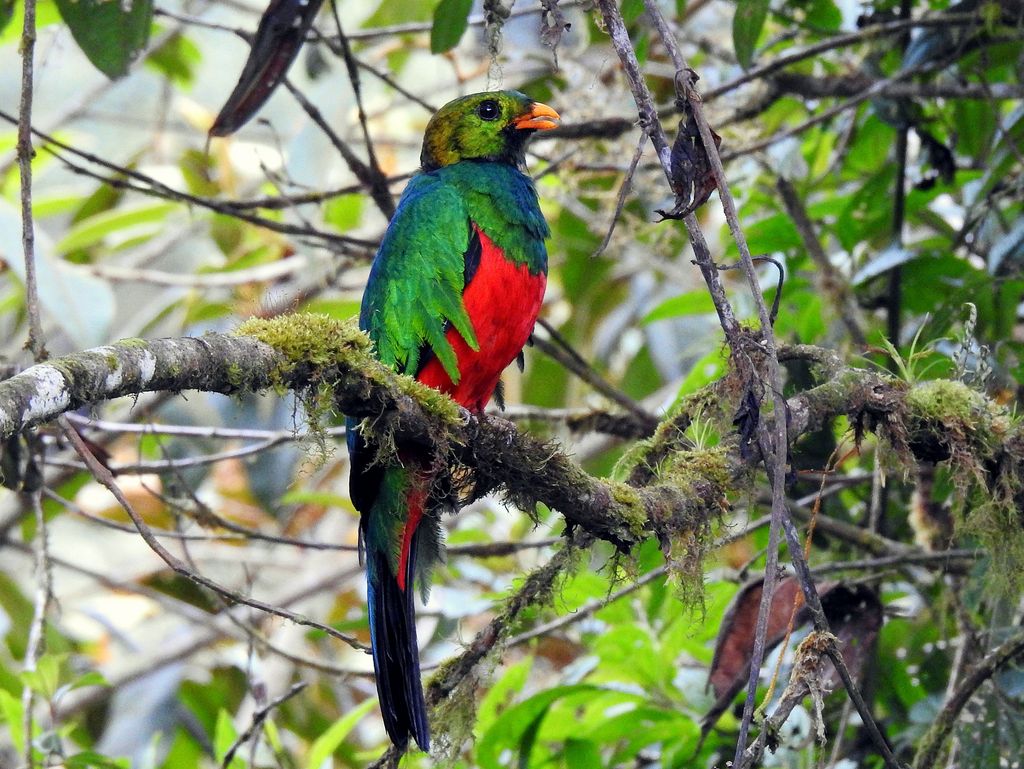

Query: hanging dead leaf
[[210, 0, 326, 137], [702, 578, 881, 733], [656, 100, 723, 220], [707, 576, 807, 701], [539, 0, 571, 66], [733, 388, 762, 461], [818, 583, 883, 686]]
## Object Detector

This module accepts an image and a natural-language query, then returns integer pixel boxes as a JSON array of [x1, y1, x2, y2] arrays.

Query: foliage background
[[1, 0, 1023, 767]]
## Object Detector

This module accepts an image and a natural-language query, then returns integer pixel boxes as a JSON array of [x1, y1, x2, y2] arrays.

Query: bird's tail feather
[[366, 529, 430, 752]]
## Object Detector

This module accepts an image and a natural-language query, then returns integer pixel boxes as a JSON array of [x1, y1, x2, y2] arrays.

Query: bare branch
[[18, 0, 43, 361], [221, 682, 308, 769], [0, 109, 377, 256], [912, 630, 1024, 769], [59, 415, 367, 651], [20, 492, 51, 769]]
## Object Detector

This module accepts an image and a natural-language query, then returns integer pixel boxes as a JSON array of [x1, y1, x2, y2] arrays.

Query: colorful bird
[[348, 90, 559, 752]]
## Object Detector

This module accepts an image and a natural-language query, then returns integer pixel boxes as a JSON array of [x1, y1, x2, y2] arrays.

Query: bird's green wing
[[359, 173, 479, 381]]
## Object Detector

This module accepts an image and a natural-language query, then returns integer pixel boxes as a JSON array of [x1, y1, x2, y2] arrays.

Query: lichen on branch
[[1, 313, 1022, 585]]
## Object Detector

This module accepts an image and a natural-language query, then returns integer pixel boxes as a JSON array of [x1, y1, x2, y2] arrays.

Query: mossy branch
[[0, 314, 1020, 561]]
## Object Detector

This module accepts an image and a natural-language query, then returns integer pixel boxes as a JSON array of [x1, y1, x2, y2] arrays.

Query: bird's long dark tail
[[365, 524, 430, 752]]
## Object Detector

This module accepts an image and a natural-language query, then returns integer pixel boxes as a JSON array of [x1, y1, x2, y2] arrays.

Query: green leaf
[[805, 0, 841, 31], [430, 0, 473, 53], [743, 212, 801, 254], [299, 298, 362, 321], [562, 738, 602, 768], [65, 751, 130, 769], [0, 1, 63, 46], [55, 201, 178, 254], [214, 709, 243, 769], [643, 291, 716, 324], [277, 489, 354, 511], [162, 729, 203, 769], [145, 30, 201, 87], [70, 670, 109, 691], [0, 689, 25, 753], [324, 193, 365, 233], [305, 698, 376, 769], [53, 670, 108, 706], [477, 657, 533, 736], [672, 346, 729, 404], [54, 0, 153, 79], [263, 718, 285, 754], [622, 0, 645, 23], [364, 0, 432, 28], [21, 653, 62, 697], [732, 0, 769, 69], [0, 0, 14, 34], [477, 685, 601, 769]]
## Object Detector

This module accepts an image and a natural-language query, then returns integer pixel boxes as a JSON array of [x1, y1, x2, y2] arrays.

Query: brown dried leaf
[[819, 583, 883, 685], [655, 105, 723, 221], [708, 576, 807, 701], [539, 0, 571, 66], [703, 578, 881, 732], [210, 0, 326, 137]]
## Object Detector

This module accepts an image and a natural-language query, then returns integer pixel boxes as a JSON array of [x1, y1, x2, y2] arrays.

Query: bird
[[347, 90, 559, 752]]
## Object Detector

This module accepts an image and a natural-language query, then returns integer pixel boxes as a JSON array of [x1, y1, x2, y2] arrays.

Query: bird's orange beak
[[513, 102, 560, 131]]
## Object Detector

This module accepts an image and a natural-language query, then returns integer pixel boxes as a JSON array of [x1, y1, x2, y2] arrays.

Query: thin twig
[[17, 6, 49, 765], [222, 684, 305, 765], [18, 0, 44, 361], [67, 414, 339, 440], [736, 630, 835, 769], [220, 682, 307, 768], [594, 132, 648, 257], [886, 0, 915, 351], [533, 318, 658, 428], [507, 566, 668, 647], [49, 434, 297, 473], [20, 493, 51, 769], [775, 176, 867, 344], [912, 630, 1024, 769], [636, 3, 798, 764], [324, 4, 395, 218], [702, 12, 980, 102], [337, 0, 584, 42], [775, 501, 905, 768], [282, 78, 395, 219], [591, 10, 772, 759], [507, 514, 773, 647], [719, 55, 966, 162], [82, 257, 312, 287], [935, 587, 973, 768], [356, 58, 436, 112], [364, 532, 594, 769], [809, 549, 979, 575], [222, 172, 414, 211], [0, 109, 376, 255], [58, 416, 368, 652], [52, 560, 366, 720]]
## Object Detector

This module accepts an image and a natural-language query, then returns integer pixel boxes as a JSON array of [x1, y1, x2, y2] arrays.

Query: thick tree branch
[[0, 321, 718, 549], [0, 317, 1012, 566]]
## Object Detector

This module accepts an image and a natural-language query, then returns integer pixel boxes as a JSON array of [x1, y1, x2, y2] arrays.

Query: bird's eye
[[476, 100, 501, 121]]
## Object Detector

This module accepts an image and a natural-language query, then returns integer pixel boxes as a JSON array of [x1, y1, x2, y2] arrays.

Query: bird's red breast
[[416, 226, 546, 412]]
